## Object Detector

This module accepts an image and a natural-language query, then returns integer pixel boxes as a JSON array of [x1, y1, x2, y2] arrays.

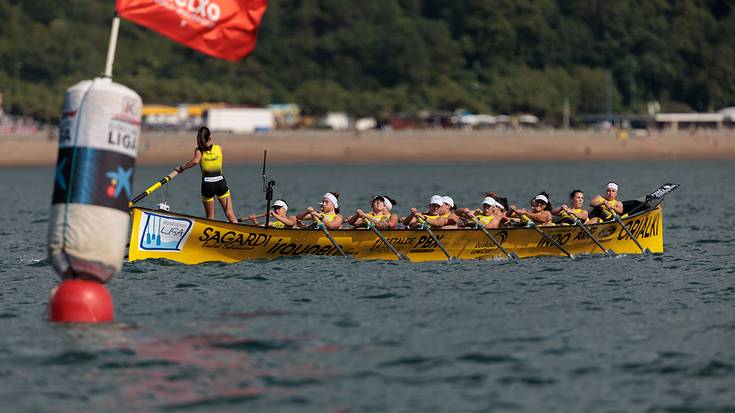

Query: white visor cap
[[323, 193, 338, 208], [607, 182, 619, 191], [382, 197, 393, 211], [429, 195, 443, 206], [483, 197, 504, 210], [442, 196, 454, 208], [272, 200, 288, 211], [534, 194, 549, 204]]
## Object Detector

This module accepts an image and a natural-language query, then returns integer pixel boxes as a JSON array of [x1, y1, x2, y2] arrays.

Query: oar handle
[[128, 170, 179, 208]]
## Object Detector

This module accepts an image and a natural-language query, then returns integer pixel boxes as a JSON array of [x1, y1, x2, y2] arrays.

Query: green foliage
[[1, 0, 733, 123]]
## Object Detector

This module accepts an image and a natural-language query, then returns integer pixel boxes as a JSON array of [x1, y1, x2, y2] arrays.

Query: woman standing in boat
[[246, 199, 297, 228], [296, 192, 344, 229], [348, 195, 399, 229], [175, 127, 238, 223], [552, 190, 589, 225]]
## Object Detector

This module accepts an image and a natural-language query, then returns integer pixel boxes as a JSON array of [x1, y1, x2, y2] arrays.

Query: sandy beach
[[2, 129, 734, 167]]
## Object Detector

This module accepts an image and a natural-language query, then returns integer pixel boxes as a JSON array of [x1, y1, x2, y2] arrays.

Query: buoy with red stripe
[[47, 77, 142, 323]]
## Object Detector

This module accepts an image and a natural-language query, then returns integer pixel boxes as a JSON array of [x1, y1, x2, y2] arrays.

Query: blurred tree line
[[1, 0, 733, 125]]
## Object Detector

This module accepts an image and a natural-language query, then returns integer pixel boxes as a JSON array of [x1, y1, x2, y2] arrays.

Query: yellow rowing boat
[[127, 204, 664, 263]]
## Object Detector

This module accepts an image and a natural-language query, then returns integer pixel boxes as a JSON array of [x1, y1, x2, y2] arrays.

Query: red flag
[[116, 0, 268, 61]]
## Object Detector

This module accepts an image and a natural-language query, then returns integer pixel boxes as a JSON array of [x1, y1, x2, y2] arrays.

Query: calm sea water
[[1, 160, 734, 412]]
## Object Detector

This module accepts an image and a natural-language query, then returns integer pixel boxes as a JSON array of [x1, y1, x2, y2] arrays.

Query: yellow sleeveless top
[[270, 220, 286, 228], [322, 213, 337, 223], [560, 208, 588, 224], [366, 212, 388, 223], [199, 144, 223, 176], [475, 214, 495, 225]]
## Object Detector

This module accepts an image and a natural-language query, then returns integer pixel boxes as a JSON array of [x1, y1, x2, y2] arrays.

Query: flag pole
[[104, 14, 121, 78]]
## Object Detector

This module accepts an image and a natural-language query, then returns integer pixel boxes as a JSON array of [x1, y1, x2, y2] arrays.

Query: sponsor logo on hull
[[139, 212, 193, 251]]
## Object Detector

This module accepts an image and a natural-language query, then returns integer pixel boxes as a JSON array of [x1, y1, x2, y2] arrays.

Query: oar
[[311, 213, 347, 257], [606, 208, 650, 254], [129, 169, 179, 207], [237, 212, 268, 223], [363, 216, 408, 261], [523, 216, 574, 258], [467, 216, 519, 260], [560, 211, 614, 255], [415, 216, 454, 260]]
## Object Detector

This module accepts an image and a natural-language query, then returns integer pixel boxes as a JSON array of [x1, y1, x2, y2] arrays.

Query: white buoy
[[48, 77, 142, 282]]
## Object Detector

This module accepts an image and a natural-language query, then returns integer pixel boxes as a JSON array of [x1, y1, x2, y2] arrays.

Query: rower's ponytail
[[539, 191, 553, 211], [330, 192, 340, 214], [197, 126, 212, 152], [386, 196, 397, 206]]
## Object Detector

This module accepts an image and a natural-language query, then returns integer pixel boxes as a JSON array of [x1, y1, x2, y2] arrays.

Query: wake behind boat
[[128, 201, 665, 264]]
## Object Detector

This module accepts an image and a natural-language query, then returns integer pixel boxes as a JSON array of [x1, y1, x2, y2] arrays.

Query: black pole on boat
[[524, 218, 574, 258], [312, 213, 346, 257], [364, 219, 408, 260], [261, 151, 275, 227], [469, 218, 519, 260], [417, 218, 454, 260], [573, 218, 614, 255]]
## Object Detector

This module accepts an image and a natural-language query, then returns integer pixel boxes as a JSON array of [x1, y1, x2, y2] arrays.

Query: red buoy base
[[49, 280, 114, 323]]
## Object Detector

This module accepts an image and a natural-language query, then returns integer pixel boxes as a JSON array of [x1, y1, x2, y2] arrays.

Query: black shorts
[[201, 176, 230, 201]]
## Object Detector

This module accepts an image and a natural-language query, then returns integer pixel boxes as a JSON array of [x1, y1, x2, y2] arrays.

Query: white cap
[[442, 196, 454, 208], [272, 200, 288, 211], [429, 195, 443, 206], [322, 193, 338, 208], [534, 194, 549, 204], [607, 182, 618, 191], [483, 197, 505, 211], [382, 197, 393, 211]]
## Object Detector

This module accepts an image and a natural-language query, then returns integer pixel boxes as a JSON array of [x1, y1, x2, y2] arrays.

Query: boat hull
[[128, 205, 664, 264]]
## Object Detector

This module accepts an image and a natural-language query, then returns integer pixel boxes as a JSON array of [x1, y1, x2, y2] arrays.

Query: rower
[[246, 199, 297, 228], [588, 182, 623, 224], [296, 192, 344, 229], [175, 127, 238, 223], [348, 195, 399, 229], [404, 195, 450, 229], [507, 192, 553, 226], [459, 195, 504, 229], [441, 196, 461, 228], [552, 190, 590, 225]]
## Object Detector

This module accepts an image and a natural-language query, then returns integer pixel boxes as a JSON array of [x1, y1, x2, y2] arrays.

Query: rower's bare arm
[[387, 214, 399, 229], [295, 208, 314, 221], [589, 196, 604, 207], [425, 216, 448, 227], [323, 215, 343, 229], [178, 149, 202, 172], [526, 210, 552, 224], [275, 214, 298, 227], [613, 202, 624, 214]]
